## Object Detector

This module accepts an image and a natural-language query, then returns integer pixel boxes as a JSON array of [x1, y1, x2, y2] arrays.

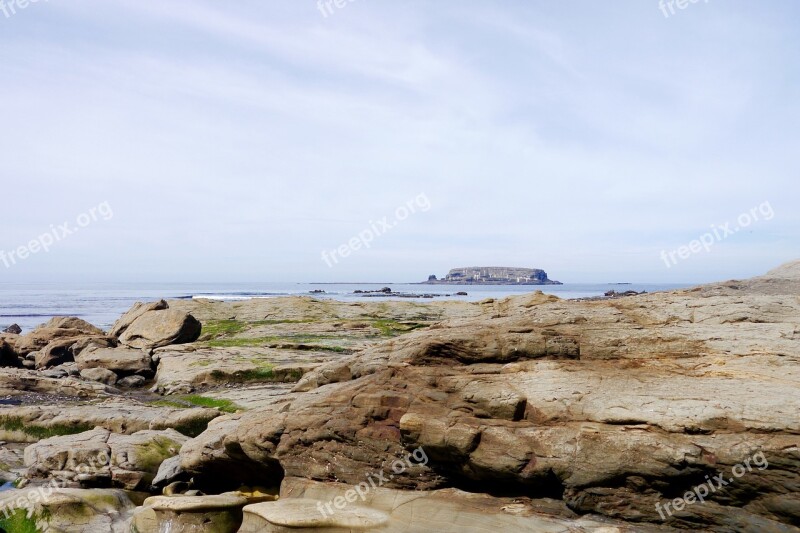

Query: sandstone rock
[[15, 317, 105, 355], [152, 455, 188, 490], [0, 488, 136, 533], [153, 345, 324, 395], [44, 316, 106, 335], [239, 477, 656, 532], [76, 345, 153, 376], [0, 368, 113, 407], [41, 367, 69, 379], [118, 374, 147, 388], [163, 480, 190, 495], [24, 427, 111, 477], [241, 498, 389, 531], [109, 299, 169, 338], [0, 402, 221, 442], [175, 263, 800, 531], [142, 494, 247, 533], [32, 334, 114, 369], [80, 367, 118, 385], [119, 309, 201, 350], [35, 338, 76, 369], [24, 427, 188, 490], [130, 504, 159, 533]]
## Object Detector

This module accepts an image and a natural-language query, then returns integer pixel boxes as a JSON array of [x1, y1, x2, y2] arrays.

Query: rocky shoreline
[[0, 261, 798, 531]]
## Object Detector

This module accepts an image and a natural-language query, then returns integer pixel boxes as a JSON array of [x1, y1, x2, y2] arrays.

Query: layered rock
[[0, 401, 221, 442], [76, 345, 154, 376], [15, 317, 105, 356], [24, 427, 188, 490], [239, 477, 664, 532], [34, 335, 114, 369], [152, 345, 326, 396], [176, 262, 800, 531], [0, 367, 113, 401], [0, 488, 137, 533]]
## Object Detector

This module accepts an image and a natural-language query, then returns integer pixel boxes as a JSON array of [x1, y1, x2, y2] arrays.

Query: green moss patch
[[151, 395, 241, 414], [205, 334, 348, 352], [201, 319, 318, 342], [371, 320, 426, 337], [0, 507, 48, 533], [208, 363, 300, 383], [200, 320, 248, 339], [0, 417, 93, 440]]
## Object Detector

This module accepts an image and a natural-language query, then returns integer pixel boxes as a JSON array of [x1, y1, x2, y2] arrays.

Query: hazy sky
[[1, 1, 797, 283]]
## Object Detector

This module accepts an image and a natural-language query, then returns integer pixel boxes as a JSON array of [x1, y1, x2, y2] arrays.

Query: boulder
[[34, 338, 74, 369], [41, 367, 69, 379], [76, 345, 153, 376], [140, 494, 247, 533], [118, 375, 147, 388], [109, 299, 168, 338], [151, 455, 188, 490], [2, 323, 21, 334], [80, 367, 118, 386], [24, 427, 188, 490], [119, 310, 201, 350], [16, 317, 106, 356], [34, 335, 114, 369]]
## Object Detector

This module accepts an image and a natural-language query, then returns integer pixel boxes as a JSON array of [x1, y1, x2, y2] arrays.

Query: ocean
[[0, 282, 695, 333]]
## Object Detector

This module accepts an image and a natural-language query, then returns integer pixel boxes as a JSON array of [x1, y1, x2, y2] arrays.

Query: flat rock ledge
[[238, 477, 652, 532], [132, 494, 248, 533]]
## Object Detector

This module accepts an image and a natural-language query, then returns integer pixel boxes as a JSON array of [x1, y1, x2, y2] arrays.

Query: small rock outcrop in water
[[2, 324, 22, 335], [422, 266, 562, 285]]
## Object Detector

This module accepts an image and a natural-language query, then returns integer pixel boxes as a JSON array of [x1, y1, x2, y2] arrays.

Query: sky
[[0, 0, 798, 283]]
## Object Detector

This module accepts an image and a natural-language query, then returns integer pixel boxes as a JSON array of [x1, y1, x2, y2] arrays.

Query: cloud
[[0, 0, 797, 282]]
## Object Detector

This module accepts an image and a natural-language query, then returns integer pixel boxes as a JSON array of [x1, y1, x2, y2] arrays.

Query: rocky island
[[0, 261, 798, 531], [423, 266, 562, 285]]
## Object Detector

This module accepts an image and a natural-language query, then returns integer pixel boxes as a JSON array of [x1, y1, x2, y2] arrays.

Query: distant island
[[421, 266, 562, 285]]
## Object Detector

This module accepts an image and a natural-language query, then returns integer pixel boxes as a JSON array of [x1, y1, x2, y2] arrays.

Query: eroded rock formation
[[178, 261, 800, 531]]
